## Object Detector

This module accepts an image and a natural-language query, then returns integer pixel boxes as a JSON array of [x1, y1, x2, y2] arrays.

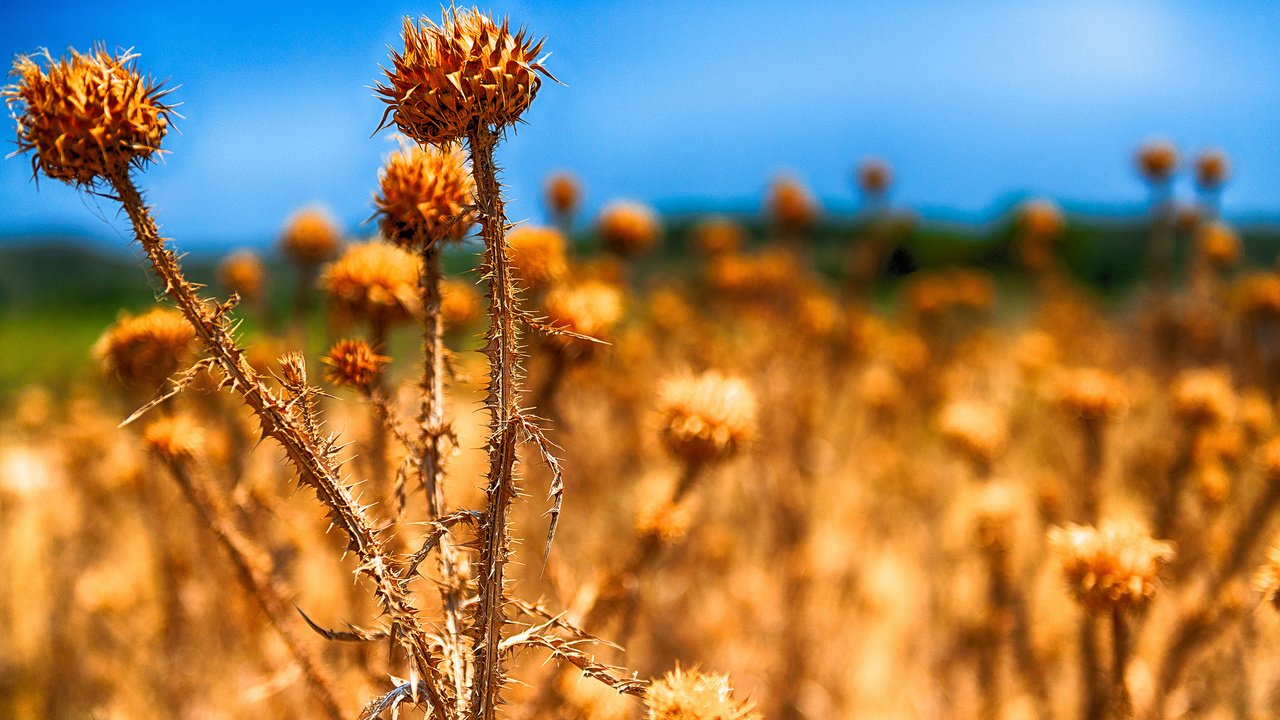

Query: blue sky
[[2, 1, 1279, 250]]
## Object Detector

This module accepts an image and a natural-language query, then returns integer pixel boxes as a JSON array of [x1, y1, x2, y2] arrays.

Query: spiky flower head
[[766, 174, 818, 232], [377, 8, 551, 144], [541, 280, 625, 353], [142, 415, 204, 462], [322, 339, 390, 389], [441, 277, 483, 328], [217, 250, 265, 301], [1171, 368, 1235, 427], [1048, 521, 1175, 613], [645, 667, 761, 720], [1235, 272, 1280, 318], [374, 143, 474, 250], [691, 217, 746, 258], [1053, 367, 1128, 423], [657, 371, 758, 464], [938, 400, 1008, 466], [508, 225, 568, 288], [1253, 539, 1280, 610], [545, 171, 582, 218], [1019, 199, 1065, 240], [5, 47, 172, 186], [94, 308, 196, 389], [1195, 221, 1240, 270], [280, 205, 342, 265], [856, 158, 892, 197], [598, 200, 661, 257], [321, 241, 422, 325], [1136, 139, 1179, 185], [1196, 148, 1229, 192]]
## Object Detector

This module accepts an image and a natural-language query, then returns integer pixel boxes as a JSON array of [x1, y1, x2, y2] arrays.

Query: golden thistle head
[[217, 250, 265, 301], [1196, 148, 1229, 191], [938, 400, 1008, 466], [1048, 521, 1175, 613], [440, 277, 483, 328], [377, 8, 551, 144], [1234, 272, 1280, 317], [280, 205, 342, 265], [856, 158, 892, 197], [545, 171, 582, 218], [94, 308, 196, 389], [507, 225, 569, 288], [142, 415, 204, 462], [1240, 390, 1274, 440], [858, 364, 904, 414], [1136, 139, 1179, 184], [5, 47, 173, 186], [1053, 367, 1128, 423], [766, 174, 819, 231], [1259, 437, 1280, 483], [322, 339, 390, 389], [657, 371, 758, 464], [597, 200, 661, 257], [1254, 539, 1280, 610], [973, 481, 1020, 551], [1018, 199, 1065, 240], [645, 667, 761, 720], [321, 241, 422, 326], [1195, 221, 1241, 270], [541, 280, 625, 352], [1171, 368, 1235, 427], [691, 217, 746, 258], [374, 143, 474, 250]]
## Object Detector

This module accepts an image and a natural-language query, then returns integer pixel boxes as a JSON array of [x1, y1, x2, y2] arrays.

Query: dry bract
[[4, 47, 171, 185]]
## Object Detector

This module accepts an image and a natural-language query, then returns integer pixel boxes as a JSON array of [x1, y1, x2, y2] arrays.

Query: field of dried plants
[[5, 7, 1280, 720]]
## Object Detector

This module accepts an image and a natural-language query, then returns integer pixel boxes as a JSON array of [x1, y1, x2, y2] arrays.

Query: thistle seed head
[[1048, 521, 1175, 613], [657, 371, 758, 464], [378, 8, 551, 144], [597, 200, 661, 257], [545, 171, 582, 217], [374, 143, 474, 251], [280, 205, 342, 265], [645, 667, 761, 720], [507, 225, 568, 288], [217, 250, 265, 301], [1136, 139, 1179, 185], [321, 240, 422, 325], [94, 308, 196, 389], [142, 415, 204, 462], [1196, 148, 1229, 191], [5, 47, 172, 186], [322, 339, 390, 389]]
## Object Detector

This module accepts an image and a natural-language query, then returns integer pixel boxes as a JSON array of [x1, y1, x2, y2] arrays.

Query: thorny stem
[[158, 455, 344, 720], [467, 126, 522, 720], [1081, 615, 1108, 720], [367, 316, 391, 500], [418, 243, 470, 703], [1080, 419, 1104, 522], [106, 170, 451, 718]]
